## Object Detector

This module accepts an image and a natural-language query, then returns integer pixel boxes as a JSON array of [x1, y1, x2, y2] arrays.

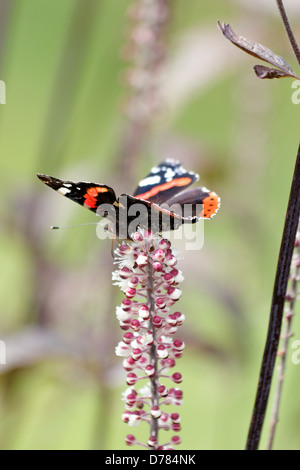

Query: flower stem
[[276, 0, 300, 66], [147, 253, 159, 445], [246, 142, 300, 450]]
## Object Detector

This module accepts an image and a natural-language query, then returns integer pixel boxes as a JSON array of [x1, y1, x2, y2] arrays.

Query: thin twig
[[246, 143, 300, 450], [276, 0, 300, 66], [266, 224, 300, 449]]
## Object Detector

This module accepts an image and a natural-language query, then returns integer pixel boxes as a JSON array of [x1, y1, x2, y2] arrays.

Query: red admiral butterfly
[[37, 160, 220, 238]]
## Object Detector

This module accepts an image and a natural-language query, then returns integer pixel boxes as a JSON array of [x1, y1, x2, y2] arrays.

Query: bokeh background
[[0, 0, 300, 450]]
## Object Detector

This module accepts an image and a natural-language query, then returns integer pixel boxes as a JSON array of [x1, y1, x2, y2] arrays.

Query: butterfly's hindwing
[[165, 187, 221, 220]]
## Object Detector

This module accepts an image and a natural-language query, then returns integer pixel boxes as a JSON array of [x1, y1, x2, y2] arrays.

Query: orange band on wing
[[135, 177, 192, 201], [87, 187, 108, 197], [84, 186, 108, 208]]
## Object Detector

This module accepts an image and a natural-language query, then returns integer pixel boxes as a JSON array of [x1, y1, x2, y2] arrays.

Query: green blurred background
[[0, 0, 300, 450]]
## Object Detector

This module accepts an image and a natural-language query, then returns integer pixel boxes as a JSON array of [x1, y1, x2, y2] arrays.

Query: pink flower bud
[[173, 311, 185, 325], [165, 358, 175, 368], [139, 305, 150, 319], [123, 357, 136, 371], [166, 314, 177, 326], [173, 389, 183, 400], [172, 423, 181, 432], [165, 253, 177, 266], [126, 287, 136, 299], [157, 344, 168, 358], [153, 315, 163, 328], [153, 261, 163, 272], [158, 385, 168, 397], [138, 356, 147, 366], [155, 298, 166, 309], [126, 372, 138, 386], [159, 412, 169, 424], [122, 411, 131, 423], [173, 350, 183, 359], [163, 273, 175, 285], [151, 406, 162, 419], [159, 239, 171, 250], [148, 435, 157, 447], [126, 393, 137, 406], [145, 364, 155, 377], [119, 320, 132, 331], [131, 319, 141, 331], [173, 339, 185, 351], [119, 244, 131, 254], [121, 299, 132, 311], [171, 435, 181, 445], [132, 232, 144, 242], [167, 287, 182, 300], [153, 249, 165, 262], [125, 434, 137, 446], [128, 276, 139, 288], [171, 412, 180, 423], [123, 332, 134, 344], [171, 372, 182, 384], [119, 266, 133, 279], [132, 348, 142, 361]]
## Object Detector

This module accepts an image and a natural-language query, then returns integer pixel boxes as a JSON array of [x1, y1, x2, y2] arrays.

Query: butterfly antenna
[[50, 222, 99, 230]]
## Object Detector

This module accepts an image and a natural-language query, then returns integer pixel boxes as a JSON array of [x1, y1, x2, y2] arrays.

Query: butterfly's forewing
[[37, 174, 117, 215], [132, 160, 199, 205]]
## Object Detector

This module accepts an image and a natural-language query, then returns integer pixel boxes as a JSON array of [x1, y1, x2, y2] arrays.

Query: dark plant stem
[[276, 0, 300, 66], [266, 228, 300, 449], [246, 143, 300, 450], [147, 258, 159, 446]]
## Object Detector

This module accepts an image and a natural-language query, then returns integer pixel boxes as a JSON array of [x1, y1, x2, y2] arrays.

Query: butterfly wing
[[164, 187, 221, 220], [132, 160, 199, 205], [37, 174, 117, 215]]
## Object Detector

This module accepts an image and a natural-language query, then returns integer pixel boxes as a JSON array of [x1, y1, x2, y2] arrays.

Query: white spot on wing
[[164, 169, 175, 181], [150, 166, 160, 174], [58, 187, 71, 195], [150, 161, 199, 182], [139, 175, 161, 187]]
